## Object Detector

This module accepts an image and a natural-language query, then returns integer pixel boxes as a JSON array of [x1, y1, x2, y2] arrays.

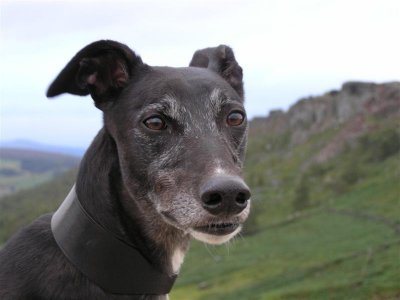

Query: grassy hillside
[[0, 148, 80, 196], [0, 168, 77, 244], [0, 87, 399, 298], [170, 118, 400, 299]]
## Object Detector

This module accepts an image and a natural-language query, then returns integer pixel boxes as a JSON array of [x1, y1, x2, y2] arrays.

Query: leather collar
[[51, 185, 177, 295]]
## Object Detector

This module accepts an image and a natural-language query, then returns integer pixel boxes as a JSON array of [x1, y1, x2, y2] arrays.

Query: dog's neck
[[75, 128, 190, 276]]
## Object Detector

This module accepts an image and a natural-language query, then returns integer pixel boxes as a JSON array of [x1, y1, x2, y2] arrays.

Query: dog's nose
[[200, 176, 251, 215]]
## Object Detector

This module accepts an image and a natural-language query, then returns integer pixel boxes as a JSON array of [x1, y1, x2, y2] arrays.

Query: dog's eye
[[227, 111, 245, 127], [143, 116, 167, 130]]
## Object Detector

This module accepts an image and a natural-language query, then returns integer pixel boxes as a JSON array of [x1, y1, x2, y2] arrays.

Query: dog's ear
[[189, 45, 243, 99], [46, 40, 143, 108]]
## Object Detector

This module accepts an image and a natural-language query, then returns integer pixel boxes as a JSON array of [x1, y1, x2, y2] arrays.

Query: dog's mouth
[[160, 210, 244, 244], [161, 212, 240, 235], [194, 223, 240, 236]]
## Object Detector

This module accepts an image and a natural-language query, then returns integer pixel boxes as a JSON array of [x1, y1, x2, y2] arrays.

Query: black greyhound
[[0, 41, 251, 299]]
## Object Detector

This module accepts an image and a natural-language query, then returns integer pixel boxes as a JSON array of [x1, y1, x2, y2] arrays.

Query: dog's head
[[47, 40, 251, 245]]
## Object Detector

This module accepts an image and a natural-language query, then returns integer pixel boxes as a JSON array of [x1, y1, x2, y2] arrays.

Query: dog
[[0, 40, 251, 299]]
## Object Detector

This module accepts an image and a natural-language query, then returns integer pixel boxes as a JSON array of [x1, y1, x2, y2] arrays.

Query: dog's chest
[[171, 248, 185, 274]]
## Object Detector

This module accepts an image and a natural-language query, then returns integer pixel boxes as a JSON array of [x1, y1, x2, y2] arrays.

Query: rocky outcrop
[[249, 81, 400, 161]]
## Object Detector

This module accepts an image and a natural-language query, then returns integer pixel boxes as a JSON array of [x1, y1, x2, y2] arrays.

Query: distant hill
[[0, 148, 80, 197], [1, 81, 399, 299], [0, 168, 77, 243], [0, 140, 86, 157], [250, 81, 400, 162]]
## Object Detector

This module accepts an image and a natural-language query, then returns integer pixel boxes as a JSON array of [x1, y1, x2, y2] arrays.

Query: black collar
[[51, 185, 177, 295]]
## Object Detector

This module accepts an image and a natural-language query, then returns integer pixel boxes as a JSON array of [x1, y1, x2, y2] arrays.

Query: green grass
[[331, 159, 400, 220], [172, 210, 399, 299], [0, 168, 77, 244]]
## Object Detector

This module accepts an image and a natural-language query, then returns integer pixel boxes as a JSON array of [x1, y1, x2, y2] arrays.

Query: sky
[[1, 0, 399, 148]]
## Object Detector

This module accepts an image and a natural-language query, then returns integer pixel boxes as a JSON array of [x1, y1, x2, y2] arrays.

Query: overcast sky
[[1, 0, 399, 148]]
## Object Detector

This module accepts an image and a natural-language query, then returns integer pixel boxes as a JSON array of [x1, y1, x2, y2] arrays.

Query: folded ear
[[46, 40, 143, 108], [189, 45, 244, 99]]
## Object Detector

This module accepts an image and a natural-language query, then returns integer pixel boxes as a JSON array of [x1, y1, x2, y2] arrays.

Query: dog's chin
[[189, 225, 242, 245], [159, 208, 247, 245]]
